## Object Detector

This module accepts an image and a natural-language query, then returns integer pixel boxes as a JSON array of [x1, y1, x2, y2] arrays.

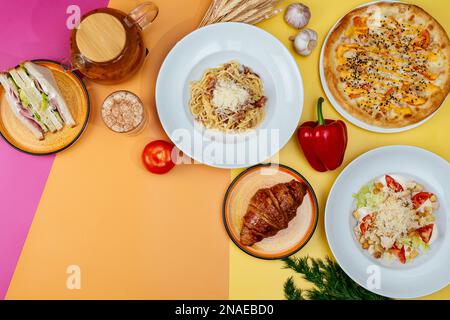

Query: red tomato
[[385, 175, 403, 192], [359, 223, 367, 235], [397, 246, 406, 264], [142, 140, 176, 174], [359, 214, 372, 236], [390, 245, 406, 264], [412, 192, 433, 209], [417, 224, 434, 243]]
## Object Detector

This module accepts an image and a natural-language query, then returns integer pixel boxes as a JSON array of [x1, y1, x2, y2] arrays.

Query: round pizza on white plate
[[323, 1, 450, 128]]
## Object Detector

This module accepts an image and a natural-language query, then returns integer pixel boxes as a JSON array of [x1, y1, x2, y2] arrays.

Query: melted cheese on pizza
[[336, 10, 447, 121]]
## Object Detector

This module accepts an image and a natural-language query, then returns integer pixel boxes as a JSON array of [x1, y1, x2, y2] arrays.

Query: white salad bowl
[[325, 145, 450, 298]]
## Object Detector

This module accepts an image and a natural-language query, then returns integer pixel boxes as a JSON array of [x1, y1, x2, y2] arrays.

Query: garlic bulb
[[284, 3, 311, 29], [290, 29, 318, 56]]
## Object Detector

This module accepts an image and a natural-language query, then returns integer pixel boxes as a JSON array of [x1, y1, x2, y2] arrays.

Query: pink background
[[0, 0, 108, 299]]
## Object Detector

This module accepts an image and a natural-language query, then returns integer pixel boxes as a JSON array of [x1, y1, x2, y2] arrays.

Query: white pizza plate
[[319, 0, 447, 133], [156, 22, 303, 169], [325, 145, 450, 298]]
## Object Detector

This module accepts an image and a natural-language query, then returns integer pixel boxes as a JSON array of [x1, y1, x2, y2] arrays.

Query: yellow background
[[229, 0, 450, 300], [6, 0, 450, 299]]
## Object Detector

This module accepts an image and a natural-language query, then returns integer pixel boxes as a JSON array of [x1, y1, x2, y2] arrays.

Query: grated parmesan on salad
[[374, 194, 419, 246], [352, 174, 439, 264]]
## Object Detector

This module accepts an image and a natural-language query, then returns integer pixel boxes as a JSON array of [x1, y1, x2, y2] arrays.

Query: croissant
[[240, 180, 307, 246]]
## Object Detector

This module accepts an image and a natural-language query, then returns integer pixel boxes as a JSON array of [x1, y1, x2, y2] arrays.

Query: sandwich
[[0, 73, 45, 140], [23, 62, 75, 127], [0, 61, 75, 140]]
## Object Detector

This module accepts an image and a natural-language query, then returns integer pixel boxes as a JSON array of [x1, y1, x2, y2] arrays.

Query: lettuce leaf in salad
[[403, 236, 429, 252], [411, 236, 422, 249], [353, 183, 381, 209]]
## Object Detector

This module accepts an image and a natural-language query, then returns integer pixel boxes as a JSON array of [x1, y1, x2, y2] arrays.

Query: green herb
[[282, 256, 391, 300], [284, 277, 305, 300], [19, 89, 30, 107]]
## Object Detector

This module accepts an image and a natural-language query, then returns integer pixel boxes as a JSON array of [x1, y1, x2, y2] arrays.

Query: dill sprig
[[282, 256, 391, 300]]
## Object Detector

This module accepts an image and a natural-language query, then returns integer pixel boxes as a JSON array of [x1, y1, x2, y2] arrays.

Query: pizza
[[323, 2, 450, 128]]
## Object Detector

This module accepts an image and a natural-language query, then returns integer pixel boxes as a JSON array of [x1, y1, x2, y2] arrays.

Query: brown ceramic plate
[[0, 59, 90, 155], [223, 163, 319, 260]]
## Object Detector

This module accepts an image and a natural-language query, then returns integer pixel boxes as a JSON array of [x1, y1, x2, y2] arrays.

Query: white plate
[[319, 1, 446, 133], [156, 22, 303, 168], [325, 145, 450, 298]]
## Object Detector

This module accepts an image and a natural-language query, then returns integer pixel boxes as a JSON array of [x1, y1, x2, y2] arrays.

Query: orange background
[[6, 0, 229, 299]]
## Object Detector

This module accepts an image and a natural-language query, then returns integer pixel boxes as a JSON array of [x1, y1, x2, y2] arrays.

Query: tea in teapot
[[69, 2, 158, 83]]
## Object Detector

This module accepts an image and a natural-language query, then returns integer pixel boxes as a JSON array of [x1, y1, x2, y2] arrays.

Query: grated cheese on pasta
[[212, 80, 249, 113]]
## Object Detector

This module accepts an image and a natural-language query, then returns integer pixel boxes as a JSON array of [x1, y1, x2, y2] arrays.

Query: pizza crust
[[323, 2, 450, 128]]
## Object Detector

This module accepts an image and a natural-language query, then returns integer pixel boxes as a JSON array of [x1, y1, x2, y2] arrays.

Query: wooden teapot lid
[[76, 13, 126, 63]]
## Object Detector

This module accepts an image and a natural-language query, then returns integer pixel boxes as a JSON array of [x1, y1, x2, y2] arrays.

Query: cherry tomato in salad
[[359, 214, 372, 236], [385, 175, 403, 192], [417, 224, 434, 243], [142, 140, 176, 174], [397, 246, 406, 264], [390, 245, 406, 264], [412, 192, 433, 209]]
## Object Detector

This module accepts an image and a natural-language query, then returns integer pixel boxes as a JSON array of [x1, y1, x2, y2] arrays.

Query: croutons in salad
[[352, 174, 438, 264]]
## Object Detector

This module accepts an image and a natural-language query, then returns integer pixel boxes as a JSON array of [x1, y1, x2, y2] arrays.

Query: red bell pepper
[[297, 97, 348, 172]]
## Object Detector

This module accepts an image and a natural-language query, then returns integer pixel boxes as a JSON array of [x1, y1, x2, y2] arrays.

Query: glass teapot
[[69, 2, 158, 84]]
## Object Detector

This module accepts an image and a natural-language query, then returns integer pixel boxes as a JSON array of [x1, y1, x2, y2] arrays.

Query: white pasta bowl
[[155, 22, 303, 169], [325, 145, 450, 298]]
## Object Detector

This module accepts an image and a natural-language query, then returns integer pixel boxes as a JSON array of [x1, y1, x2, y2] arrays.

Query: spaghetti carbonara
[[189, 61, 267, 132]]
